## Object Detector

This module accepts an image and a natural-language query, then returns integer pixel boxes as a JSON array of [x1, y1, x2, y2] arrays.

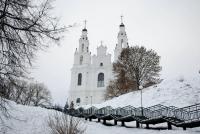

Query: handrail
[[68, 103, 200, 128]]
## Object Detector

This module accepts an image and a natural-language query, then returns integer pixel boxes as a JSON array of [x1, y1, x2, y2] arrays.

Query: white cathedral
[[69, 18, 128, 106]]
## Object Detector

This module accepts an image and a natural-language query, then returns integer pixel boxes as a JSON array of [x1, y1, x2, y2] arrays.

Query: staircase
[[68, 103, 200, 130]]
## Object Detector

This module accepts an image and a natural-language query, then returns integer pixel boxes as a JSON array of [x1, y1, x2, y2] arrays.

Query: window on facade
[[121, 39, 123, 44], [78, 73, 82, 85], [80, 55, 83, 65], [76, 98, 81, 103], [82, 44, 84, 52], [97, 73, 104, 87], [100, 62, 103, 66]]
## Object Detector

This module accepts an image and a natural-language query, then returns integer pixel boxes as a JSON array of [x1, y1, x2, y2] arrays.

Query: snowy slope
[[1, 102, 200, 134], [1, 75, 200, 134], [0, 101, 54, 134], [85, 75, 200, 109]]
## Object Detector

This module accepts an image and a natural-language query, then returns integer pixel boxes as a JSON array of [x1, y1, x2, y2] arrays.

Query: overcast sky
[[31, 0, 200, 105]]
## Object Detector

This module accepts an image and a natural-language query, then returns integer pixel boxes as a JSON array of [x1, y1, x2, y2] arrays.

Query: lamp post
[[139, 85, 143, 116], [85, 96, 88, 105], [90, 96, 92, 106]]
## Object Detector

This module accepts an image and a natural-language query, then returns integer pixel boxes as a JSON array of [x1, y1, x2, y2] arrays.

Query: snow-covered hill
[[1, 101, 200, 134], [1, 75, 200, 134], [0, 101, 54, 134], [86, 75, 200, 109]]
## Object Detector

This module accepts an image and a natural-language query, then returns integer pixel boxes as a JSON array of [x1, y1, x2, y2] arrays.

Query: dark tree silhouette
[[63, 101, 69, 113], [70, 101, 74, 110]]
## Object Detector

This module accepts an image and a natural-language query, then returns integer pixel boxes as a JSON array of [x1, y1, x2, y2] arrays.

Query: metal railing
[[68, 103, 200, 128]]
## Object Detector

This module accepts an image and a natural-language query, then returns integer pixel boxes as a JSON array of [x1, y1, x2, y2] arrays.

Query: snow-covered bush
[[178, 76, 184, 82], [48, 112, 85, 134]]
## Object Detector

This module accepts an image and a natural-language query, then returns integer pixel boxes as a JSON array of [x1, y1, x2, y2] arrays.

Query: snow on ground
[[1, 102, 200, 134], [85, 120, 200, 134], [84, 74, 200, 109], [1, 75, 200, 134], [0, 101, 54, 134]]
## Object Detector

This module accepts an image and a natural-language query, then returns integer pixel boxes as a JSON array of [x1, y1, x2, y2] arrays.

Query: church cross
[[84, 20, 87, 29], [100, 40, 103, 45], [121, 15, 123, 23]]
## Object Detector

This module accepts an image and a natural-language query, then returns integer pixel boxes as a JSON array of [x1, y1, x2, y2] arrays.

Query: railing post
[[121, 121, 125, 126], [114, 120, 117, 125], [103, 119, 106, 124], [89, 118, 92, 121], [136, 121, 140, 128], [85, 118, 87, 120], [146, 124, 149, 129], [98, 118, 100, 122], [183, 126, 186, 130], [167, 122, 172, 130]]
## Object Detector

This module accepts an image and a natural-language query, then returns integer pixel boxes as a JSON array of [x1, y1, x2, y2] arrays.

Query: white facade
[[69, 20, 128, 106]]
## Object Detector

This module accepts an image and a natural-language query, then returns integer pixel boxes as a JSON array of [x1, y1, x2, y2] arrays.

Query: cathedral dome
[[82, 28, 87, 31], [120, 23, 125, 27]]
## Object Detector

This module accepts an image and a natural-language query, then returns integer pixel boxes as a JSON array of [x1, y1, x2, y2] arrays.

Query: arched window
[[97, 73, 104, 87], [78, 73, 82, 85], [76, 98, 81, 103], [100, 62, 103, 67], [80, 55, 83, 65], [121, 39, 123, 44], [82, 44, 84, 52]]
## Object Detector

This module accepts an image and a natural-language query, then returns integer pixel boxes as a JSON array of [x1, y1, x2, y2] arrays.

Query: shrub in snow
[[63, 101, 69, 113], [178, 76, 184, 82], [48, 112, 85, 134]]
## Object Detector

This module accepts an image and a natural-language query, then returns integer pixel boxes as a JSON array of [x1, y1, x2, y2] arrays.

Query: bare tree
[[63, 101, 69, 113], [48, 112, 86, 134], [21, 82, 52, 106], [117, 46, 162, 90], [0, 0, 65, 118], [1, 79, 52, 107], [31, 82, 52, 106], [69, 101, 74, 110], [105, 51, 137, 99], [105, 80, 121, 100]]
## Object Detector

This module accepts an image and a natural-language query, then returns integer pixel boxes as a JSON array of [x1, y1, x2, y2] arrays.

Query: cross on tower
[[120, 15, 123, 23], [100, 40, 103, 45], [84, 20, 87, 29]]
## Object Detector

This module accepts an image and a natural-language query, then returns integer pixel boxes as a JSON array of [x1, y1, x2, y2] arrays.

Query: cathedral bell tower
[[69, 20, 92, 106], [114, 16, 128, 62], [74, 20, 91, 66]]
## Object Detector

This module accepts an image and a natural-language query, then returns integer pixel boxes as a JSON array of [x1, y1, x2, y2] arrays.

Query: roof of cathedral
[[82, 28, 87, 31], [120, 23, 125, 27]]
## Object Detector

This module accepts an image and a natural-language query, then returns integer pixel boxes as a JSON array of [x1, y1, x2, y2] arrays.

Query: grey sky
[[31, 0, 200, 105]]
